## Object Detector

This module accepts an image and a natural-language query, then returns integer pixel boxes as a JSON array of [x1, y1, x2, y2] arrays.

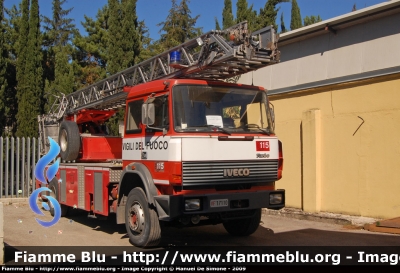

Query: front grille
[[182, 160, 278, 187]]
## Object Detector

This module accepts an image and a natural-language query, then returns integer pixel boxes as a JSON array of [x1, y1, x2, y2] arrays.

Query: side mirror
[[269, 102, 275, 131], [142, 103, 155, 125]]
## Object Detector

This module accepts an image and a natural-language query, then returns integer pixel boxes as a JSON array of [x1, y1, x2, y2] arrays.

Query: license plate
[[210, 199, 228, 207]]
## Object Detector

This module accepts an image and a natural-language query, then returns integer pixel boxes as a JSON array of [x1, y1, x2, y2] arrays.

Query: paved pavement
[[3, 202, 400, 248], [2, 200, 400, 266]]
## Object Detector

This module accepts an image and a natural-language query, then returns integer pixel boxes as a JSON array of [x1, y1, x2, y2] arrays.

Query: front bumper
[[154, 189, 285, 221]]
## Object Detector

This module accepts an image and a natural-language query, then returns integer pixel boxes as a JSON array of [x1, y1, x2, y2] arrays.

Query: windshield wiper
[[245, 124, 270, 135], [198, 125, 231, 135]]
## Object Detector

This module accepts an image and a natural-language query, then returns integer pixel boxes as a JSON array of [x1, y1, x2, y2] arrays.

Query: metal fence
[[0, 137, 41, 198]]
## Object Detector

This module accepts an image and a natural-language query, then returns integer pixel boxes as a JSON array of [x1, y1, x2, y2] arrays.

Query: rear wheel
[[48, 178, 69, 217], [125, 188, 161, 247], [59, 121, 80, 162], [223, 209, 261, 236]]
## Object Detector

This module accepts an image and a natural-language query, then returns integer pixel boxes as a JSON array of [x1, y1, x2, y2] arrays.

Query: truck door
[[123, 99, 145, 163], [143, 95, 170, 184]]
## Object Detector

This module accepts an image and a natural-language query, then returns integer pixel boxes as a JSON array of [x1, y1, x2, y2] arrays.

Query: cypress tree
[[3, 5, 20, 135], [107, 0, 141, 74], [16, 0, 29, 100], [121, 0, 140, 69], [43, 0, 76, 112], [215, 17, 221, 30], [16, 0, 43, 137], [0, 0, 6, 135], [290, 0, 302, 30], [222, 0, 235, 29], [107, 0, 123, 74], [236, 0, 249, 23], [107, 0, 141, 135], [303, 15, 322, 26], [280, 12, 287, 33], [52, 46, 74, 96], [256, 0, 288, 31], [15, 0, 29, 137], [236, 0, 256, 31]]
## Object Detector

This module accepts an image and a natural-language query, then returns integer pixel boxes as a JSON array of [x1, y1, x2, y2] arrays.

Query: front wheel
[[125, 188, 161, 247], [223, 209, 261, 236]]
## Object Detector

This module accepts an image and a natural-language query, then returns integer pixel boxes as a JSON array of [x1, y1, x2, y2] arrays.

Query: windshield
[[172, 85, 274, 134]]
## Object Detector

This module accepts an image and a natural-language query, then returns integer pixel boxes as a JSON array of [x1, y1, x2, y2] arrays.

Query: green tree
[[16, 0, 29, 102], [290, 0, 302, 30], [43, 47, 74, 113], [222, 0, 235, 29], [215, 17, 221, 30], [2, 5, 20, 135], [120, 0, 140, 69], [236, 0, 256, 31], [16, 0, 44, 137], [303, 15, 322, 26], [73, 5, 109, 88], [107, 0, 123, 74], [158, 0, 201, 50], [15, 0, 30, 136], [256, 0, 288, 31], [0, 0, 6, 135], [42, 0, 75, 48], [136, 21, 163, 63], [280, 11, 287, 33], [42, 0, 76, 112], [106, 0, 141, 135]]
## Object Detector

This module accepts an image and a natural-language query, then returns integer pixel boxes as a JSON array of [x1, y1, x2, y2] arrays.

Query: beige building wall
[[239, 1, 400, 219], [270, 75, 400, 219]]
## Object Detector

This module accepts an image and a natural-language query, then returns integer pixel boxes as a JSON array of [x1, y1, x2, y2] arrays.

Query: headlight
[[185, 199, 201, 211], [270, 193, 283, 205]]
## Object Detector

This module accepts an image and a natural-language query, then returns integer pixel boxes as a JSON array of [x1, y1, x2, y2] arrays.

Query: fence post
[[21, 138, 25, 198], [11, 138, 14, 197], [0, 137, 3, 198], [27, 138, 31, 197], [5, 138, 8, 198], [0, 202, 4, 265], [16, 137, 20, 197], [31, 138, 36, 195]]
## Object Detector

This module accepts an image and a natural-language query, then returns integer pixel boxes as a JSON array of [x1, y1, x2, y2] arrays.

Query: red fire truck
[[37, 22, 284, 247]]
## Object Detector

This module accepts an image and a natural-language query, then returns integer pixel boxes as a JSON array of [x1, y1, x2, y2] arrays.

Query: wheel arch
[[116, 162, 158, 224]]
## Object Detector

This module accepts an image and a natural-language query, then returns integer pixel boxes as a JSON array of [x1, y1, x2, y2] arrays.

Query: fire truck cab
[[117, 78, 284, 246]]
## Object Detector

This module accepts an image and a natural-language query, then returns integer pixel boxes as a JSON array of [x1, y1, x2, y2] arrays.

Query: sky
[[3, 0, 389, 41]]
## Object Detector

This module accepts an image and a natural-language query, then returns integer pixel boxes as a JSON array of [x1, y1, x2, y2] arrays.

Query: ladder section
[[42, 21, 279, 123]]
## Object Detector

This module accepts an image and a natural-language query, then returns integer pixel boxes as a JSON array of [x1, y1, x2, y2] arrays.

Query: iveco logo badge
[[223, 168, 250, 177]]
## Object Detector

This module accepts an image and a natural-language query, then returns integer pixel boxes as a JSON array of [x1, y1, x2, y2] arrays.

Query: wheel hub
[[128, 202, 144, 234], [60, 129, 68, 152]]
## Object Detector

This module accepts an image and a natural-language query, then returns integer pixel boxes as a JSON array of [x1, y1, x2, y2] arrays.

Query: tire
[[125, 188, 161, 247], [48, 178, 69, 217], [223, 209, 261, 236], [59, 121, 80, 162]]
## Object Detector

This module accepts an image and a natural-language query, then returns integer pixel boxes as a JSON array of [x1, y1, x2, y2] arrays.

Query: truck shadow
[[61, 208, 400, 247]]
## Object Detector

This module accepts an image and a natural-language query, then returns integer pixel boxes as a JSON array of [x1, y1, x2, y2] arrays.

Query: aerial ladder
[[38, 21, 280, 156]]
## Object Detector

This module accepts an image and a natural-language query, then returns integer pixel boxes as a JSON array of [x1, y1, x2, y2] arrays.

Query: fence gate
[[0, 137, 41, 198]]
